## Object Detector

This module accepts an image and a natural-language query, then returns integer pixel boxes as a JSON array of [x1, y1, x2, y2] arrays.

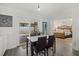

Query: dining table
[[27, 35, 49, 56]]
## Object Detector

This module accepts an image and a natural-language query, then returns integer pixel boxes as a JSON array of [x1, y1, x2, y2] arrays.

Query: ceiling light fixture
[[37, 3, 40, 11]]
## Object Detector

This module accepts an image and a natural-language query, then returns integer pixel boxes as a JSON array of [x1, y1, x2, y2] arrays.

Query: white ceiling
[[0, 3, 79, 18]]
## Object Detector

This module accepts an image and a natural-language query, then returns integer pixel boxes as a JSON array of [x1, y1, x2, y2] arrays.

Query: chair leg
[[36, 53, 38, 56], [39, 50, 47, 56], [52, 47, 54, 56], [31, 42, 34, 56], [47, 48, 48, 56], [54, 41, 56, 56], [44, 50, 46, 56]]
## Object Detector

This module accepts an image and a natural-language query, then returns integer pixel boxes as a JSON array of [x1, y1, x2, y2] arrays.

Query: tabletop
[[27, 35, 49, 42]]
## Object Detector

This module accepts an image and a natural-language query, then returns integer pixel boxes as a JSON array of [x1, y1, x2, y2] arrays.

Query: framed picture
[[0, 14, 12, 27]]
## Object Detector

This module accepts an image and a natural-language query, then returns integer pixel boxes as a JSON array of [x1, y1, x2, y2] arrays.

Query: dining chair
[[46, 35, 56, 56], [33, 36, 47, 56]]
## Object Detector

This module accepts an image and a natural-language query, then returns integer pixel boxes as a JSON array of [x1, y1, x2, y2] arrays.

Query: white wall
[[72, 17, 79, 50], [53, 18, 72, 29], [71, 7, 79, 50], [0, 16, 19, 55], [0, 16, 19, 49], [0, 6, 24, 50], [7, 16, 19, 49], [48, 18, 54, 35], [0, 36, 7, 55]]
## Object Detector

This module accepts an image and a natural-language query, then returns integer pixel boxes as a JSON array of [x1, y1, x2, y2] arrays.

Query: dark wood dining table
[[26, 35, 56, 56], [27, 35, 49, 56]]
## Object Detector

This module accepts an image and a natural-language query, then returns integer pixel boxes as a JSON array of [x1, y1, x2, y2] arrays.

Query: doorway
[[53, 18, 72, 56], [42, 22, 47, 35]]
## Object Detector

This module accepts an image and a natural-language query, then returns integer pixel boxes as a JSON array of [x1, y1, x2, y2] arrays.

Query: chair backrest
[[47, 35, 55, 48], [36, 36, 47, 52]]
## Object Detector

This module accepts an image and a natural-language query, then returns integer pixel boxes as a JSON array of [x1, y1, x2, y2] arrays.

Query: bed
[[54, 25, 72, 39]]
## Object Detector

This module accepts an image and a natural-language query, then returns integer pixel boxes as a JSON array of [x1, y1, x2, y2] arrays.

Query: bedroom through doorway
[[53, 18, 72, 56]]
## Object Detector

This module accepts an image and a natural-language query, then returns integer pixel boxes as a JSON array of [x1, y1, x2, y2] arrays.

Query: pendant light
[[37, 3, 40, 11]]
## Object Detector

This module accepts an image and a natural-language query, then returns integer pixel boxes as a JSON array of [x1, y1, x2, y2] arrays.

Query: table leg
[[31, 42, 34, 56], [47, 48, 48, 56], [26, 39, 28, 56], [53, 39, 56, 55]]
